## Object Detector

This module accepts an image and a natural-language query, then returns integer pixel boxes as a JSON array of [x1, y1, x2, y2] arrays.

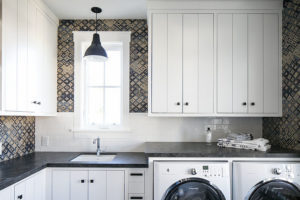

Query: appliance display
[[233, 162, 300, 200], [154, 161, 231, 200]]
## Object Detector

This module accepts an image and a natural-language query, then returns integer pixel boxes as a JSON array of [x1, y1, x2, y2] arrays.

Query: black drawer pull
[[130, 197, 143, 199], [130, 173, 143, 176]]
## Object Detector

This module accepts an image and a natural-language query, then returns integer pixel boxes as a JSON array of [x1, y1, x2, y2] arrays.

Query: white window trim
[[73, 31, 131, 133]]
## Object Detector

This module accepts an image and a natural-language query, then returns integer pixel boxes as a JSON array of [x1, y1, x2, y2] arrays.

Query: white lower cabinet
[[0, 185, 14, 200], [14, 169, 46, 200], [52, 169, 125, 200]]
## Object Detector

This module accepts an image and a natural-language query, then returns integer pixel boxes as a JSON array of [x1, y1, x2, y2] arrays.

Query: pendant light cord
[[96, 13, 98, 33]]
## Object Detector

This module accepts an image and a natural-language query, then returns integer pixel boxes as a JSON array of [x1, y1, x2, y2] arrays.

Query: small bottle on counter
[[206, 127, 212, 144]]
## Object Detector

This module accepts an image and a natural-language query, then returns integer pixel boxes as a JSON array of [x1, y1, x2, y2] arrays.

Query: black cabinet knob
[[176, 102, 181, 106], [17, 195, 23, 199], [242, 102, 247, 106], [251, 102, 255, 106], [90, 179, 94, 183], [184, 102, 189, 106], [81, 179, 85, 183]]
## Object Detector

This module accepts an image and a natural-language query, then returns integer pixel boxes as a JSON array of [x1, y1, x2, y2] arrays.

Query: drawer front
[[128, 170, 145, 194]]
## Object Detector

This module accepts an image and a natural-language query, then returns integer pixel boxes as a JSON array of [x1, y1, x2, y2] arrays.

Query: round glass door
[[247, 179, 300, 200], [163, 178, 225, 200]]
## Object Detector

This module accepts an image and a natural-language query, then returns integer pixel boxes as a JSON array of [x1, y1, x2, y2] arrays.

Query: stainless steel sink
[[71, 154, 116, 163]]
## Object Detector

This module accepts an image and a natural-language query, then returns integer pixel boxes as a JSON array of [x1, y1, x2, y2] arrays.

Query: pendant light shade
[[84, 7, 108, 62], [84, 33, 108, 62]]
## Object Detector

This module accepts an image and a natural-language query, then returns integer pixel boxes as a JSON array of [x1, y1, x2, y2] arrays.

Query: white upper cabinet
[[1, 0, 58, 116], [150, 13, 214, 115], [148, 0, 282, 117], [217, 13, 281, 116]]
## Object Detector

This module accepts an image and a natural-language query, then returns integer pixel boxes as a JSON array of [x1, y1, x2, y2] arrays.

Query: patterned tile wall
[[263, 0, 300, 150], [0, 117, 35, 162], [57, 19, 148, 112]]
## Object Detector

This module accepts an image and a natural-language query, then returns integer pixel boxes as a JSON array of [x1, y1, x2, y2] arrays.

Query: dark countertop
[[0, 152, 148, 190], [0, 142, 300, 191], [145, 142, 300, 158]]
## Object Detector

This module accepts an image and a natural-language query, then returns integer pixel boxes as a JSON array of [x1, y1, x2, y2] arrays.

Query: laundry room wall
[[263, 0, 300, 150], [35, 19, 262, 152]]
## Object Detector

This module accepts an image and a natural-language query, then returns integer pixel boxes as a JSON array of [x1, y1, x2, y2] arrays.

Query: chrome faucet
[[93, 137, 101, 156]]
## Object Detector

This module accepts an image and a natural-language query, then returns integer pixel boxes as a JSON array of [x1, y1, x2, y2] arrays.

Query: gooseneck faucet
[[93, 137, 101, 156]]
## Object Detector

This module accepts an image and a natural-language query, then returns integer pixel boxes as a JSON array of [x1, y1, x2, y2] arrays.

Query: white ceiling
[[42, 0, 147, 19]]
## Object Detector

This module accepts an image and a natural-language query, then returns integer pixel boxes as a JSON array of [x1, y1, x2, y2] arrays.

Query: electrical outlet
[[41, 136, 49, 146]]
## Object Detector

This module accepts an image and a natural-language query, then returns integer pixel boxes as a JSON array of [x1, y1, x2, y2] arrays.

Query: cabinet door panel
[[17, 0, 29, 112], [107, 171, 124, 200], [248, 14, 264, 113], [0, 186, 13, 200], [70, 171, 88, 200], [52, 170, 70, 200], [33, 170, 46, 200], [233, 14, 248, 113], [25, 177, 34, 200], [217, 14, 233, 113], [167, 14, 183, 113], [151, 14, 168, 113], [89, 171, 107, 200], [198, 14, 214, 113], [28, 0, 38, 112], [264, 14, 279, 114], [14, 181, 26, 200], [183, 14, 199, 113], [3, 0, 18, 111]]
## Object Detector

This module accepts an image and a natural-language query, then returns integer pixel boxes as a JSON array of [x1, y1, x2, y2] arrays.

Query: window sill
[[73, 128, 132, 133]]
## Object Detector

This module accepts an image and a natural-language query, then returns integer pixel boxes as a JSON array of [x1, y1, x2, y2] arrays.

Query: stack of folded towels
[[217, 133, 271, 151]]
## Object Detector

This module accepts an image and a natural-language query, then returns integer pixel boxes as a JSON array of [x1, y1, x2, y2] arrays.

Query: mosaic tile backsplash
[[0, 116, 35, 162], [263, 0, 300, 150], [57, 19, 148, 112]]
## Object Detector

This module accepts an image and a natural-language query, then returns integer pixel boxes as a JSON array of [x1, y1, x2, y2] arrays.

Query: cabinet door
[[183, 14, 214, 114], [264, 14, 279, 114], [89, 171, 107, 200], [167, 14, 183, 113], [17, 0, 29, 112], [107, 171, 125, 200], [3, 0, 18, 111], [70, 171, 88, 200], [248, 14, 264, 113], [14, 181, 26, 200], [0, 186, 13, 200], [151, 14, 183, 113], [151, 14, 168, 113], [52, 170, 70, 200], [33, 170, 46, 200], [217, 14, 233, 113], [233, 14, 248, 113]]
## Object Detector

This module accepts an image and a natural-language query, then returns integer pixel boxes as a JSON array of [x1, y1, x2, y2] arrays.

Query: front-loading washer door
[[162, 178, 226, 200], [246, 179, 300, 200]]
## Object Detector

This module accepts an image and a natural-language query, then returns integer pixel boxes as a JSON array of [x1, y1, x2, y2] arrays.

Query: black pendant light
[[84, 7, 108, 62]]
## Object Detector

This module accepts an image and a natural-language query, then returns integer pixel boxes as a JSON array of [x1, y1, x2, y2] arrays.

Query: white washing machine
[[154, 161, 231, 200], [233, 162, 300, 200]]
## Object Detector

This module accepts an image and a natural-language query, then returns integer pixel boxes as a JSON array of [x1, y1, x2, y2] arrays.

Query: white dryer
[[233, 162, 300, 200], [154, 161, 231, 200]]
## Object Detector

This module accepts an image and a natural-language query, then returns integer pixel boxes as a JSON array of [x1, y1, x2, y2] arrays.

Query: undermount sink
[[71, 154, 116, 163]]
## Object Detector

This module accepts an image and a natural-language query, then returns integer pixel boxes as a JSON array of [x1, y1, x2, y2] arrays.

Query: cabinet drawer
[[128, 170, 144, 182], [129, 194, 144, 200]]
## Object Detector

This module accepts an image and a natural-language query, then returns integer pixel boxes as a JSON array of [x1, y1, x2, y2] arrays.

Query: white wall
[[35, 113, 262, 152]]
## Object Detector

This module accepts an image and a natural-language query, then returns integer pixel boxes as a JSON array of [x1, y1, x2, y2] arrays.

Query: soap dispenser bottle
[[206, 127, 212, 143]]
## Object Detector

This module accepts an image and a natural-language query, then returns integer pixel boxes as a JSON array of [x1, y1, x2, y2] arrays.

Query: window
[[73, 32, 131, 132]]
